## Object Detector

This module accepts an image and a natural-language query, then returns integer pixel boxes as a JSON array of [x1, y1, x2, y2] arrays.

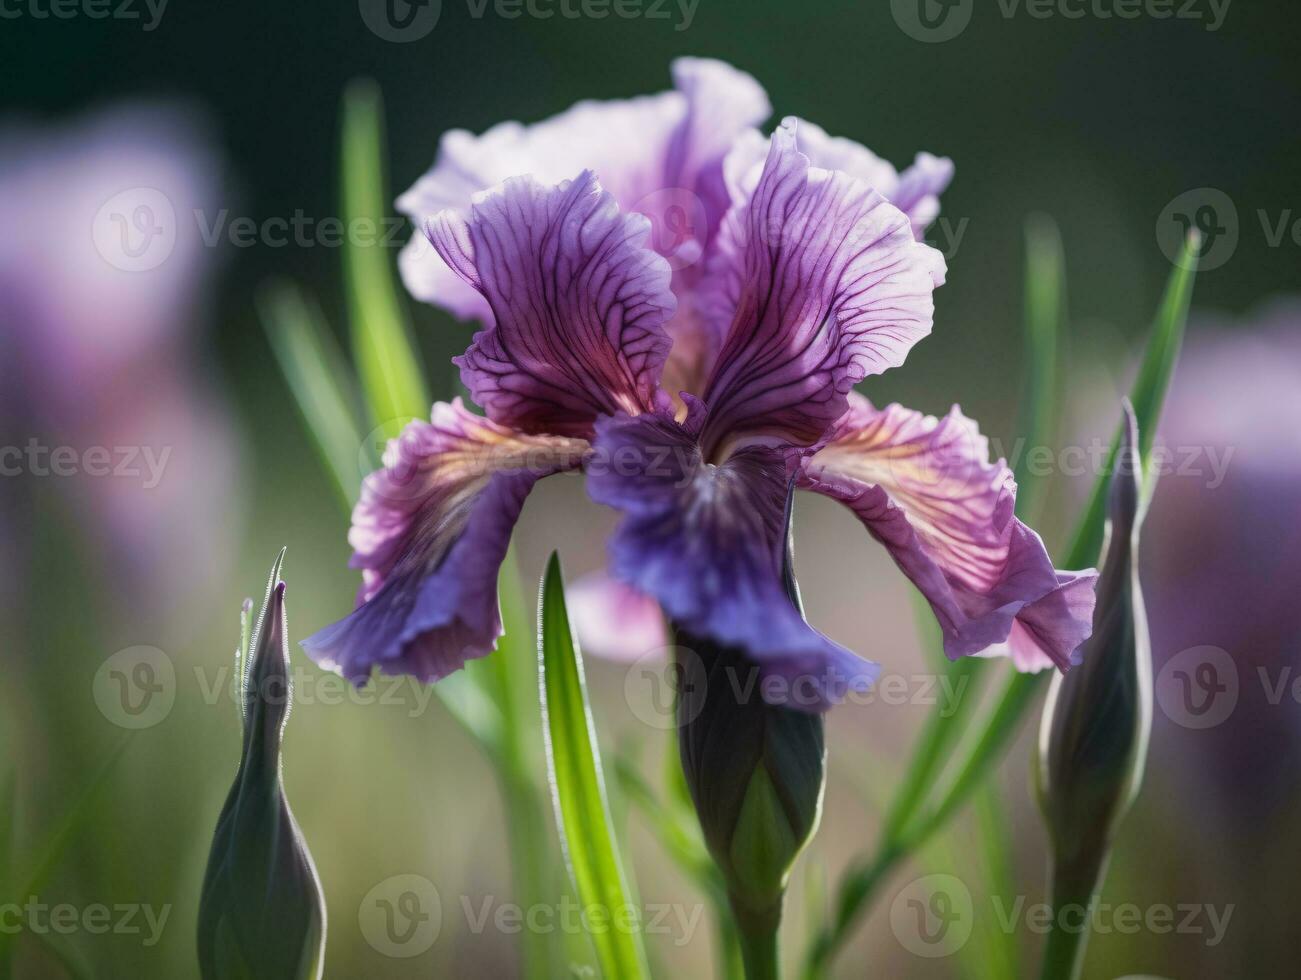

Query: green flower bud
[[675, 635, 826, 938], [198, 550, 327, 980], [1037, 403, 1153, 910]]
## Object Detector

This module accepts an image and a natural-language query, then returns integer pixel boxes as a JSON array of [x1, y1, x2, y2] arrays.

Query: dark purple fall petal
[[587, 402, 878, 710]]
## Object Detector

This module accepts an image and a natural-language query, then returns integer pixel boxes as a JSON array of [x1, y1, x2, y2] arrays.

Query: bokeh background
[[2, 0, 1299, 976]]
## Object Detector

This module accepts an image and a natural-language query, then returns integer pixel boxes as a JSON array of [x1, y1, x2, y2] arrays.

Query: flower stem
[[732, 898, 782, 980]]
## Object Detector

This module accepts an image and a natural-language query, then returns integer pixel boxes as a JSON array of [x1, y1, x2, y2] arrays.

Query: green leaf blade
[[258, 280, 366, 506], [538, 554, 649, 980], [340, 77, 429, 437]]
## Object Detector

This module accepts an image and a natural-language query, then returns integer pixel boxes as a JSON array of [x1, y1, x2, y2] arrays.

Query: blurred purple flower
[[1144, 303, 1301, 816], [305, 62, 1096, 708], [0, 104, 239, 616]]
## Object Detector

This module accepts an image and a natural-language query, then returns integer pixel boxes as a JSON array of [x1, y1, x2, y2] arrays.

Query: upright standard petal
[[429, 171, 676, 437], [722, 120, 954, 240], [700, 119, 946, 457], [397, 58, 769, 321], [800, 394, 1097, 671], [587, 401, 878, 710], [302, 400, 587, 683]]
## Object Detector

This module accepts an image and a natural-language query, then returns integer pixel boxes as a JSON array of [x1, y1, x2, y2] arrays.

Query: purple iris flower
[[303, 60, 1097, 709]]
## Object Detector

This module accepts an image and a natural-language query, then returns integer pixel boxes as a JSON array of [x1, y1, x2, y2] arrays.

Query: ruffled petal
[[800, 394, 1098, 670], [586, 401, 878, 710], [429, 171, 676, 437], [699, 119, 946, 456], [397, 57, 768, 324], [567, 570, 668, 663], [302, 400, 587, 683], [720, 120, 954, 241]]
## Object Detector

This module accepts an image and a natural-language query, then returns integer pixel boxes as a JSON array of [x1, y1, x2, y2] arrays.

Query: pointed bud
[[674, 486, 825, 956], [675, 636, 825, 936], [198, 550, 327, 980], [1037, 402, 1153, 904]]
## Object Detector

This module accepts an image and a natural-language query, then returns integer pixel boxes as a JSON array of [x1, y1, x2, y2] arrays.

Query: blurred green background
[[2, 0, 1299, 977]]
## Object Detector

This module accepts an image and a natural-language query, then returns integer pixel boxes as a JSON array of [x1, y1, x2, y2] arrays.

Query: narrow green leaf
[[341, 77, 429, 438], [485, 549, 559, 980], [538, 554, 649, 980], [1061, 230, 1198, 570], [1016, 214, 1066, 521], [258, 279, 367, 506], [0, 737, 131, 965]]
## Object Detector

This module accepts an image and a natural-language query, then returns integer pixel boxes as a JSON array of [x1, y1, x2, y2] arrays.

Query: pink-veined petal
[[302, 400, 587, 683], [801, 394, 1097, 670]]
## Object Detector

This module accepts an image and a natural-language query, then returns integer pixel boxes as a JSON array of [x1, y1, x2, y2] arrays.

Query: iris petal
[[396, 57, 769, 329], [586, 402, 878, 710], [721, 119, 954, 240], [699, 119, 946, 456], [801, 394, 1098, 671], [302, 400, 587, 683], [429, 171, 676, 437]]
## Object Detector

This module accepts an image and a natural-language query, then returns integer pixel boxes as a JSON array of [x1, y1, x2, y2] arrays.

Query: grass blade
[[258, 280, 367, 507], [340, 77, 429, 438], [1016, 213, 1067, 521], [538, 553, 649, 980]]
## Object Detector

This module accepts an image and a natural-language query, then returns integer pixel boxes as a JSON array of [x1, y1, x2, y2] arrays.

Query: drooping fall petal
[[800, 393, 1097, 670], [302, 400, 586, 683]]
